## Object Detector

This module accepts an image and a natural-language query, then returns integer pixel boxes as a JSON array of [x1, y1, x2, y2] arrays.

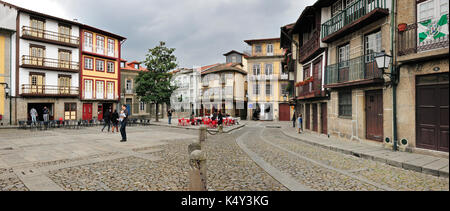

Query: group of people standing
[[101, 105, 129, 142], [29, 106, 50, 129]]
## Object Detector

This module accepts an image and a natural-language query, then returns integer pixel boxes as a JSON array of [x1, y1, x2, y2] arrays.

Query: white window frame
[[84, 57, 93, 70], [96, 81, 104, 99], [84, 32, 93, 52], [253, 64, 261, 75], [107, 62, 115, 73], [267, 44, 274, 56], [84, 80, 93, 99], [107, 38, 115, 57], [96, 35, 105, 55]]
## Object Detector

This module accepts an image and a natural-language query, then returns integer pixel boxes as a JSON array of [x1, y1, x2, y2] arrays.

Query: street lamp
[[375, 51, 392, 75], [0, 83, 9, 98]]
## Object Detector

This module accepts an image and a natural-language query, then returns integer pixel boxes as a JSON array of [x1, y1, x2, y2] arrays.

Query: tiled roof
[[244, 38, 281, 45], [120, 61, 147, 72], [201, 63, 247, 75]]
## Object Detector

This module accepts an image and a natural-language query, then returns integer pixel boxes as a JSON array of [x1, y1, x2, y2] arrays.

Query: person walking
[[43, 106, 49, 130], [168, 109, 173, 125], [218, 111, 223, 126], [298, 114, 303, 134], [292, 111, 297, 128], [30, 108, 38, 126], [102, 108, 111, 132], [111, 110, 119, 133], [119, 105, 129, 142]]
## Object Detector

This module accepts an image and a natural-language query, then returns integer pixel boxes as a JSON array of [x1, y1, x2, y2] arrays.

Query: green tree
[[135, 41, 178, 122]]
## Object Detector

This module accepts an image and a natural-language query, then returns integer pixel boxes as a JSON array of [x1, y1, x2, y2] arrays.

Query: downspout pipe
[[391, 0, 398, 151], [10, 31, 15, 125]]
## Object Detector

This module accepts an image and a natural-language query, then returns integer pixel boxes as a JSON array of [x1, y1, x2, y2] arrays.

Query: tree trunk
[[155, 103, 159, 122]]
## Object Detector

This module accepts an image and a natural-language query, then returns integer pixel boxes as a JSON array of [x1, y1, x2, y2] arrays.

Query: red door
[[416, 74, 449, 152], [366, 90, 383, 142], [279, 103, 291, 121], [98, 104, 103, 121], [305, 104, 310, 130], [321, 103, 328, 134], [83, 103, 93, 120], [312, 104, 318, 132]]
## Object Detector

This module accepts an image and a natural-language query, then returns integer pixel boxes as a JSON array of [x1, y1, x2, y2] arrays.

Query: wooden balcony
[[297, 80, 326, 100], [21, 55, 79, 73], [22, 26, 79, 48], [299, 30, 322, 63], [324, 54, 384, 88], [398, 17, 449, 60], [321, 0, 389, 43], [21, 84, 79, 98]]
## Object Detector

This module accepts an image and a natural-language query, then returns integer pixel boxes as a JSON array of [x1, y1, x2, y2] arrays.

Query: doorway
[[366, 90, 383, 142]]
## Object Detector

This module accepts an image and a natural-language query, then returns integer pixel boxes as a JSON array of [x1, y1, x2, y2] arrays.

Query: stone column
[[199, 126, 207, 143], [188, 150, 207, 191]]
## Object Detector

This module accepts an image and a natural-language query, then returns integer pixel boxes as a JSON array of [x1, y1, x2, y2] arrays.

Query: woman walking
[[297, 114, 303, 134], [111, 110, 119, 133]]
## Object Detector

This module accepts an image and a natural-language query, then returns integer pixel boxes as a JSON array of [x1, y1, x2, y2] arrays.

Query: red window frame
[[84, 56, 94, 70], [107, 61, 115, 73], [96, 59, 105, 72]]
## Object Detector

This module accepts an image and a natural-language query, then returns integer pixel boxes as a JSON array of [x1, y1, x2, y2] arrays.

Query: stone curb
[[280, 130, 449, 178]]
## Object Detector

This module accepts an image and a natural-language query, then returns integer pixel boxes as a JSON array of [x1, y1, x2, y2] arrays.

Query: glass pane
[[417, 74, 439, 84]]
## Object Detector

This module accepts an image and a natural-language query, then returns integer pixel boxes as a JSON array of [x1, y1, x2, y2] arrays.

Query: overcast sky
[[5, 0, 315, 68]]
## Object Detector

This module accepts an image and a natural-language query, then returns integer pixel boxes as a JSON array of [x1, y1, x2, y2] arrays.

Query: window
[[338, 44, 350, 68], [364, 31, 382, 62], [265, 84, 271, 96], [58, 76, 71, 94], [29, 45, 45, 66], [107, 62, 115, 73], [231, 56, 237, 63], [64, 103, 77, 120], [96, 35, 105, 54], [135, 64, 139, 69], [96, 60, 105, 72], [267, 44, 274, 55], [120, 62, 126, 68], [140, 101, 145, 111], [265, 63, 273, 75], [107, 39, 115, 57], [84, 80, 93, 99], [255, 45, 262, 53], [126, 80, 132, 92], [84, 57, 93, 70], [253, 64, 261, 75], [96, 81, 104, 99], [84, 32, 93, 51], [339, 91, 352, 117], [58, 50, 71, 69], [281, 83, 289, 96], [332, 0, 343, 17], [29, 73, 45, 94], [30, 18, 45, 38], [58, 24, 71, 43], [107, 82, 114, 99], [253, 84, 260, 95]]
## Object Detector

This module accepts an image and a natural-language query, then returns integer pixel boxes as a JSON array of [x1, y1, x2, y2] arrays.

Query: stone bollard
[[188, 142, 202, 154], [188, 150, 207, 191], [199, 126, 207, 143], [218, 125, 223, 134]]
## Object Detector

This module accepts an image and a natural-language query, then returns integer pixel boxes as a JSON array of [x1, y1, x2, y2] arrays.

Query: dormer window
[[120, 62, 125, 68], [135, 64, 139, 69]]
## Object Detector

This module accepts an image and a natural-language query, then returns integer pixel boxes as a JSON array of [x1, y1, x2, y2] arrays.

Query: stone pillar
[[199, 126, 207, 143], [188, 150, 207, 191]]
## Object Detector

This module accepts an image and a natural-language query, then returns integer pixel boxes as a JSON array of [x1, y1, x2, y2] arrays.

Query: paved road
[[0, 123, 448, 191]]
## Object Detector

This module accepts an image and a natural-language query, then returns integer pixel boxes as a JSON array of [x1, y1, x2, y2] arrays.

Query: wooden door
[[321, 103, 328, 134], [279, 103, 290, 121], [312, 104, 318, 132], [83, 103, 92, 120], [313, 59, 322, 93], [366, 90, 383, 142], [305, 104, 310, 130], [416, 74, 449, 152]]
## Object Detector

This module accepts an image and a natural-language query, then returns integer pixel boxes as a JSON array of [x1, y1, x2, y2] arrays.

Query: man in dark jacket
[[120, 105, 129, 142], [102, 108, 111, 132], [111, 110, 119, 133]]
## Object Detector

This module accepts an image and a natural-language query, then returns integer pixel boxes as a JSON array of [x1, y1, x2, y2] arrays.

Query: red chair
[[178, 119, 182, 126]]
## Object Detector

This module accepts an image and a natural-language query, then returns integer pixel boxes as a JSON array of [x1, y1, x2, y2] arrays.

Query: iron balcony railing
[[21, 84, 79, 96], [22, 26, 80, 46], [298, 81, 323, 98], [325, 53, 383, 85], [398, 16, 449, 56], [321, 0, 387, 38], [22, 55, 79, 72]]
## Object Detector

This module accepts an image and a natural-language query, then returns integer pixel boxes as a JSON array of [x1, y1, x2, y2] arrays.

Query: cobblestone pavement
[[239, 124, 449, 191], [1, 123, 448, 191]]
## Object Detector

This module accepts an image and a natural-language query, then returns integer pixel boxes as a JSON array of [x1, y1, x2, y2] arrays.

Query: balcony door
[[58, 24, 71, 43], [58, 50, 72, 69], [30, 18, 45, 38], [29, 73, 45, 94], [30, 45, 45, 66], [59, 76, 71, 95], [313, 58, 322, 93], [84, 80, 93, 99], [337, 43, 350, 82], [364, 31, 382, 79]]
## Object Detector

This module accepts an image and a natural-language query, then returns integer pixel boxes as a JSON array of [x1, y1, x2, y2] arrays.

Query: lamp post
[[375, 51, 398, 152]]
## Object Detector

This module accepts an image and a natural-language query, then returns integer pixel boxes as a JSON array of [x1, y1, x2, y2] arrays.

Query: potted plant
[[398, 23, 407, 32]]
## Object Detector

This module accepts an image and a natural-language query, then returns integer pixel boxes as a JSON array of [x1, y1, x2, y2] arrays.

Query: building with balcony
[[395, 0, 448, 153], [284, 5, 330, 134], [170, 67, 201, 118], [12, 4, 83, 122], [198, 61, 247, 119], [318, 0, 392, 146], [80, 25, 125, 121], [244, 38, 294, 121]]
